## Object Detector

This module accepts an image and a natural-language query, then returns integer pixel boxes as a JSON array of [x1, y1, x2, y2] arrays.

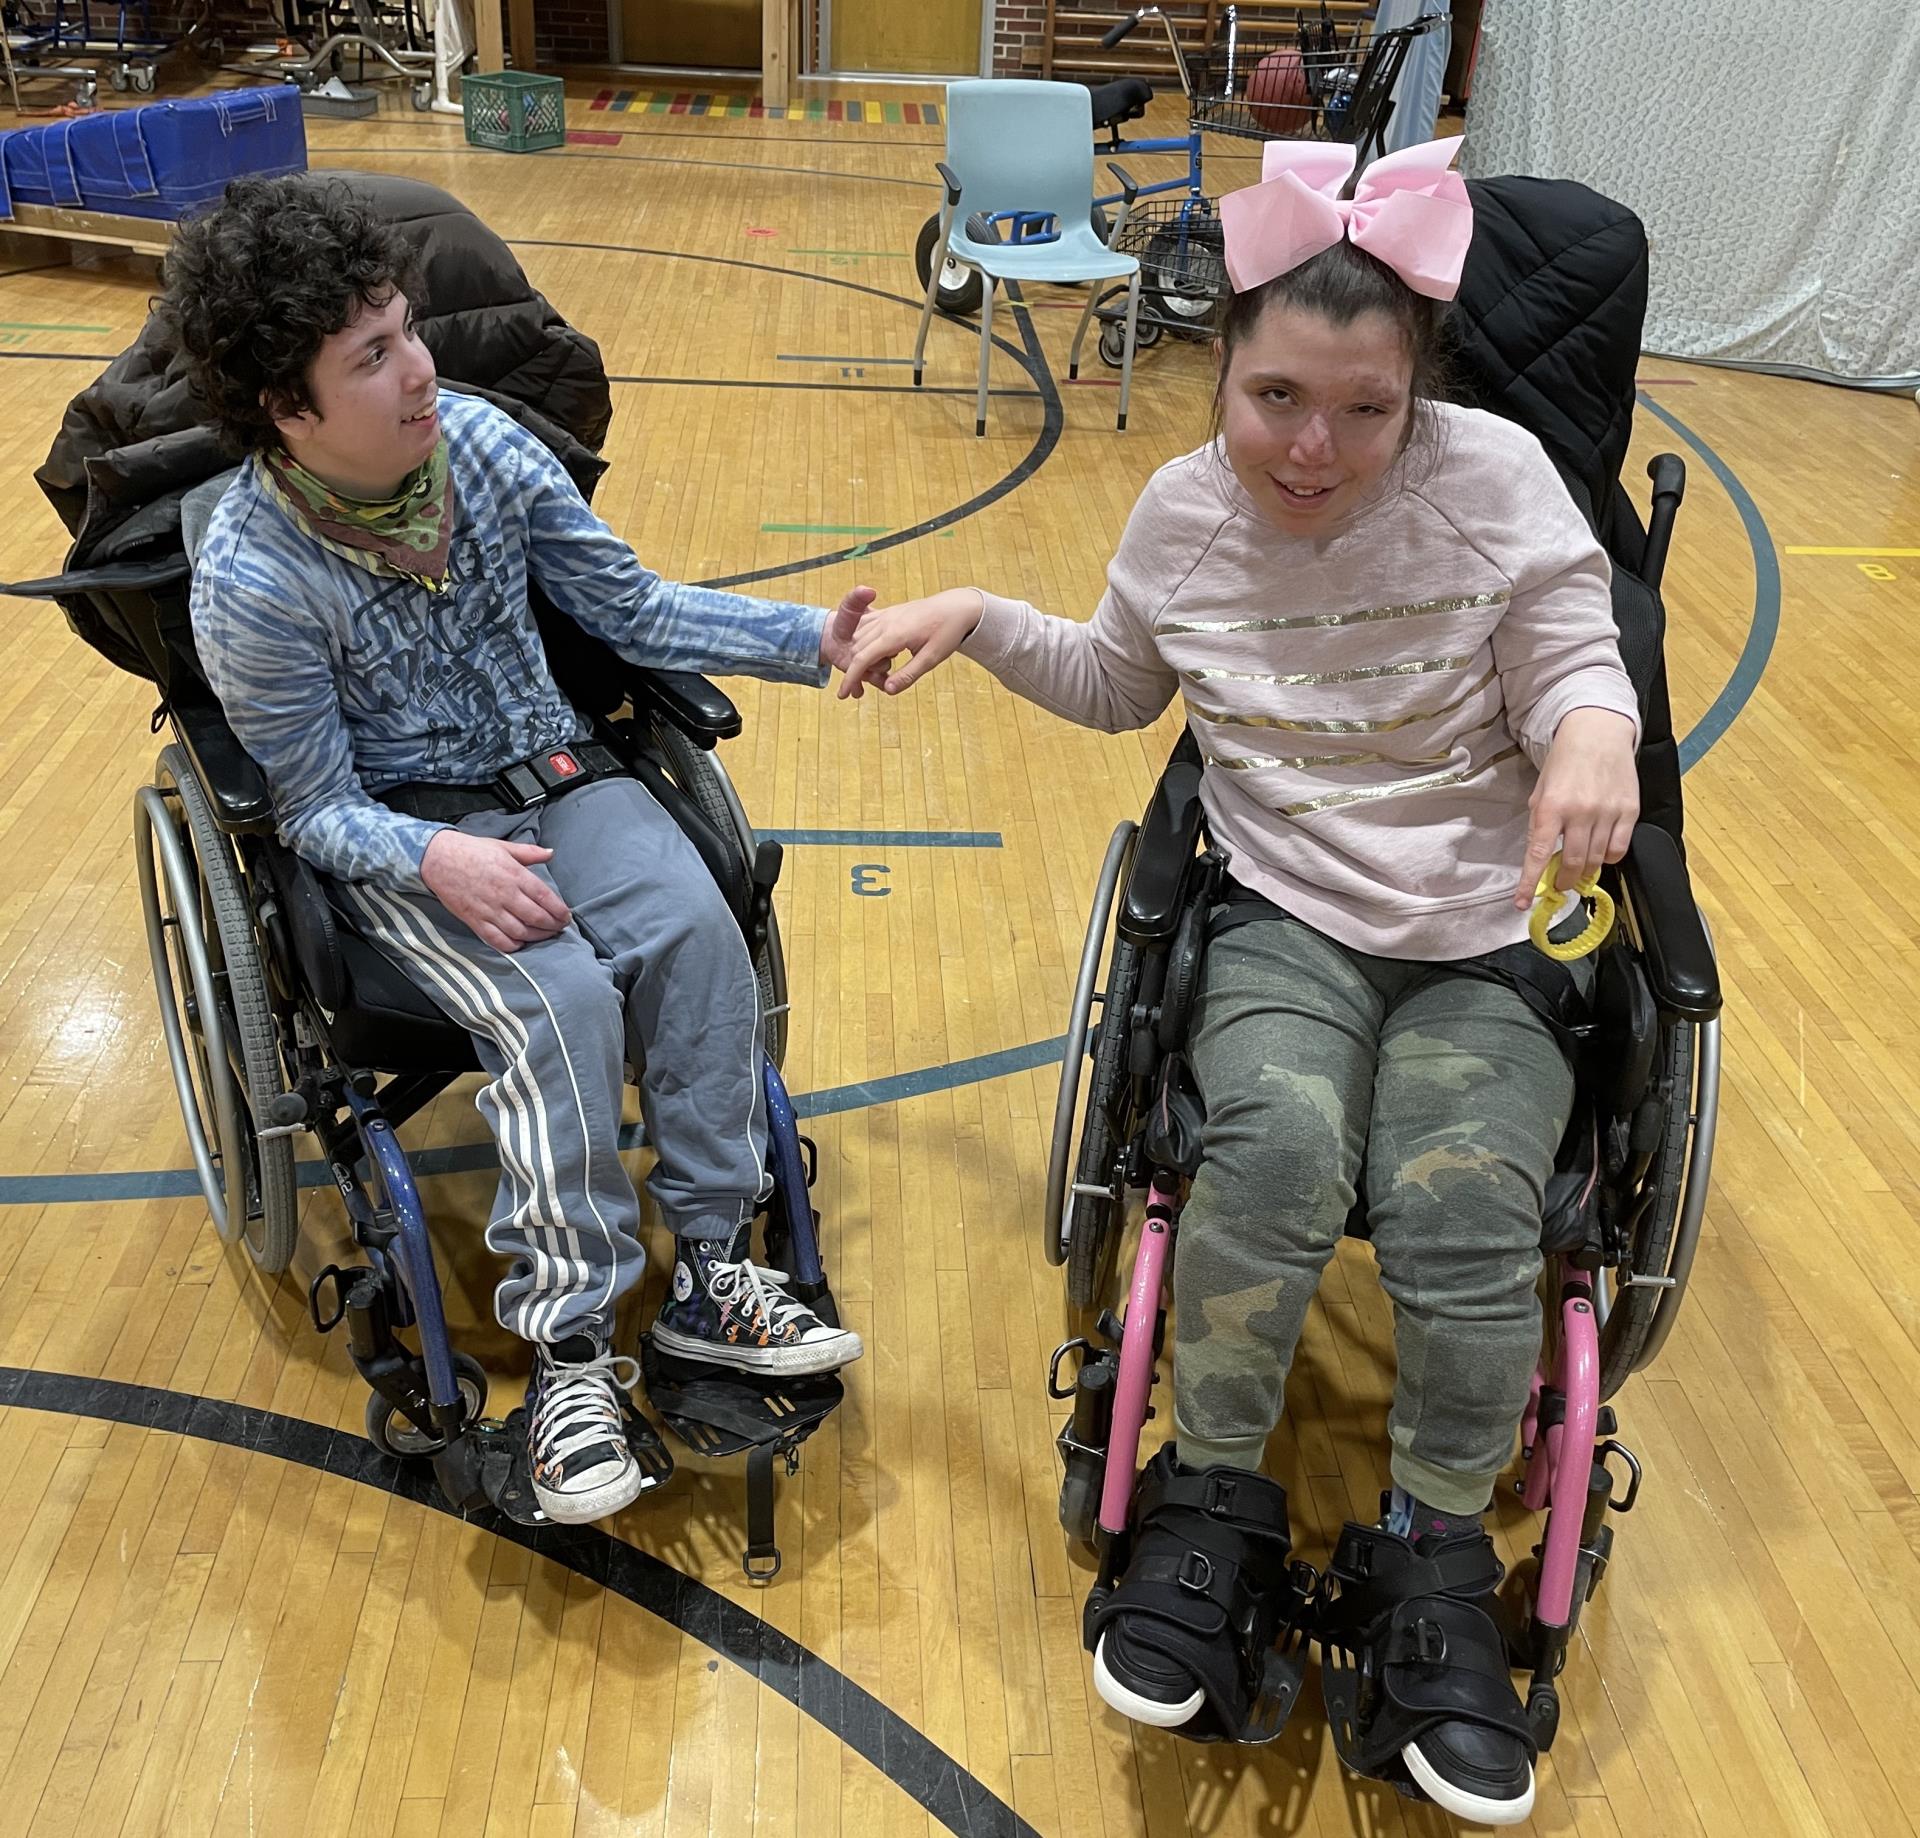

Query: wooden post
[[763, 0, 792, 109], [473, 0, 504, 73], [509, 0, 536, 66]]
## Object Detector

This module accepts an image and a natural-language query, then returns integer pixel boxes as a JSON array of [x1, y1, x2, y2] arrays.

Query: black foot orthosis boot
[[1316, 1514, 1537, 1824], [1085, 1447, 1310, 1743]]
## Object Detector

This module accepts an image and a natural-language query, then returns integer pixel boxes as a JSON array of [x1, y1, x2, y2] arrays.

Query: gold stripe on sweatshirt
[[1205, 745, 1453, 771], [1181, 662, 1498, 734], [1183, 654, 1475, 690], [1162, 589, 1509, 636], [1272, 745, 1523, 817]]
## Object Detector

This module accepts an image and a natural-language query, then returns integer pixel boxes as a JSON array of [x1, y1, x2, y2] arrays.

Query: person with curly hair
[[163, 175, 870, 1527]]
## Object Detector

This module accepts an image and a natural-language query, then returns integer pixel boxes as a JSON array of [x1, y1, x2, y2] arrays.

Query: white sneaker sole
[[1091, 1634, 1204, 1728], [650, 1323, 864, 1376], [1402, 1739, 1536, 1825], [533, 1459, 649, 1525]]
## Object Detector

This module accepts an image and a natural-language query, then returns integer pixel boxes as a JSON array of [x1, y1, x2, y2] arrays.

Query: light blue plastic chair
[[911, 79, 1144, 435]]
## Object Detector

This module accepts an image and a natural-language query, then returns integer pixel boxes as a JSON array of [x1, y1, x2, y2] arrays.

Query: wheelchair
[[3, 495, 843, 1578], [1041, 451, 1723, 1763]]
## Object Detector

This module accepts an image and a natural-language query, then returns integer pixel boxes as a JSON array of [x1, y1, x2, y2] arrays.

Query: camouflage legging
[[1173, 906, 1576, 1515]]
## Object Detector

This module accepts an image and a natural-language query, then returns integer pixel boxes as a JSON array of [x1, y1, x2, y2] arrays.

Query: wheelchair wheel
[[135, 747, 299, 1273], [364, 1352, 489, 1459], [1047, 823, 1145, 1308], [650, 722, 789, 1069], [1597, 1011, 1718, 1396], [914, 211, 985, 317]]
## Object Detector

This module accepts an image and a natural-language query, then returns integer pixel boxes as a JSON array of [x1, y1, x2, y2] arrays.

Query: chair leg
[[912, 202, 956, 389], [1068, 281, 1103, 382], [976, 277, 995, 437], [1116, 270, 1142, 433]]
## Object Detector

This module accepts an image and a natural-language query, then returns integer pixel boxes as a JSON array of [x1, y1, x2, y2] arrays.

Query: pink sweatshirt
[[960, 402, 1642, 962]]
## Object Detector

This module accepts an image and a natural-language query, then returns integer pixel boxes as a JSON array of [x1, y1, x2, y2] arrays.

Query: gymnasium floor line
[[0, 1363, 1044, 1838]]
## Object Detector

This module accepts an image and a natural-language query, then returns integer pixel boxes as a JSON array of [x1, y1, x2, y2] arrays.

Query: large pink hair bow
[[1218, 135, 1473, 301]]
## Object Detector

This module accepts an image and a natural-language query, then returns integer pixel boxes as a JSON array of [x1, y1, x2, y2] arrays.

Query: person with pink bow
[[841, 137, 1640, 1819]]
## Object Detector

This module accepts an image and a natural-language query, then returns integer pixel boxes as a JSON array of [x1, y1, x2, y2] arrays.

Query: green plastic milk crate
[[463, 70, 567, 153]]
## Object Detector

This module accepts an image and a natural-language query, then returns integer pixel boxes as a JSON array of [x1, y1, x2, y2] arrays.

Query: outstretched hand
[[833, 588, 986, 699]]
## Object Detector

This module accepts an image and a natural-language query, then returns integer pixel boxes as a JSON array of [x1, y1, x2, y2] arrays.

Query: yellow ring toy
[[1530, 853, 1615, 962]]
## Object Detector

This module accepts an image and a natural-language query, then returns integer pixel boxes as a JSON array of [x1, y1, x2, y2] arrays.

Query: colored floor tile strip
[[586, 88, 938, 124]]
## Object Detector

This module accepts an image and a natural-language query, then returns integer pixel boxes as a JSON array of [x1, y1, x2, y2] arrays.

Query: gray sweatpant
[[1174, 906, 1577, 1515], [337, 776, 767, 1344]]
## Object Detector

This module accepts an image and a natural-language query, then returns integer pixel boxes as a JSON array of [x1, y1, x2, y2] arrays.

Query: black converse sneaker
[[650, 1230, 862, 1376], [525, 1335, 650, 1523]]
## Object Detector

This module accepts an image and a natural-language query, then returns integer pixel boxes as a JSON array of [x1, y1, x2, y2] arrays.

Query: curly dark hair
[[156, 175, 424, 455]]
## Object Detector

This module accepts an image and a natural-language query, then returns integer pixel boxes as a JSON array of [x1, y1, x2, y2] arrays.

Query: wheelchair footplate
[[640, 1335, 844, 1581], [454, 1397, 676, 1528]]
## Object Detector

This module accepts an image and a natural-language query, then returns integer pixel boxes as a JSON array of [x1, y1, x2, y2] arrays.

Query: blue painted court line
[[0, 1037, 1071, 1206], [1638, 390, 1782, 773]]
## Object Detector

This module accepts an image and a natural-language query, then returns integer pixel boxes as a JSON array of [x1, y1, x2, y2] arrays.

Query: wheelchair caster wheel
[[364, 1353, 489, 1459], [1527, 1683, 1560, 1751], [1059, 1462, 1101, 1545]]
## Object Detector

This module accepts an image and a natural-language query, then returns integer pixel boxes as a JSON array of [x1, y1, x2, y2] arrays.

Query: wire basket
[[1114, 198, 1230, 321], [1190, 15, 1378, 144]]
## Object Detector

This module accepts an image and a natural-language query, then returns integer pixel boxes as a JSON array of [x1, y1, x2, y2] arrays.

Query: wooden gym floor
[[1, 72, 1919, 1838]]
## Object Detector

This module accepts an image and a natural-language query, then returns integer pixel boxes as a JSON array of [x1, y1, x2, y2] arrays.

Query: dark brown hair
[[156, 176, 423, 455]]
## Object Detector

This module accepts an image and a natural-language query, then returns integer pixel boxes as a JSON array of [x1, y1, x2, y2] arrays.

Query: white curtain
[[1461, 0, 1920, 387]]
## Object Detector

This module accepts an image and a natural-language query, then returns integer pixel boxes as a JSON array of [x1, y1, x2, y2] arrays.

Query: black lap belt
[[377, 739, 629, 823], [1208, 876, 1592, 1059]]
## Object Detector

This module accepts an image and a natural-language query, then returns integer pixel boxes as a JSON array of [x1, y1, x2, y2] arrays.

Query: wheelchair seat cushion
[[327, 922, 484, 1074], [1085, 76, 1154, 132]]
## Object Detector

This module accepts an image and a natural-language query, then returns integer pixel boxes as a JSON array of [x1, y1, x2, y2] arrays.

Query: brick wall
[[991, 0, 1048, 75], [531, 0, 608, 65]]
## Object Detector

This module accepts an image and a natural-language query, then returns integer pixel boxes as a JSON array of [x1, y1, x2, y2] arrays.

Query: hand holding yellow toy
[[1530, 853, 1615, 962]]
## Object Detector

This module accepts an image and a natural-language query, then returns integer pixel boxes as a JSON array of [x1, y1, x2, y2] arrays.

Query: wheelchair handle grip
[[1641, 452, 1687, 593], [1100, 11, 1143, 49]]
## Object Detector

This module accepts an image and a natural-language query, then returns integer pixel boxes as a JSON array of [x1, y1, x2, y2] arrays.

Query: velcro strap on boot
[[1324, 1522, 1503, 1615], [1375, 1596, 1536, 1752], [1134, 1464, 1292, 1546]]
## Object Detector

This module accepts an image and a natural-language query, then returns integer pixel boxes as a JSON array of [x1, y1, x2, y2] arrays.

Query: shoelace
[[532, 1348, 641, 1470], [705, 1257, 819, 1339]]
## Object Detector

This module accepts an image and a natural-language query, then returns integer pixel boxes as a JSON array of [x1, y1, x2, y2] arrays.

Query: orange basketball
[[1246, 50, 1311, 133]]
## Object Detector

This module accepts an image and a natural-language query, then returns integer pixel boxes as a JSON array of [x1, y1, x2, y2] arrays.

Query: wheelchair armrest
[[625, 668, 742, 749], [1619, 822, 1720, 1022], [0, 557, 191, 600], [171, 687, 277, 835], [1120, 759, 1208, 946]]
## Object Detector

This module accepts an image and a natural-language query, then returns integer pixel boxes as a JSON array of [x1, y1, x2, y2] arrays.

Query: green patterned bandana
[[258, 439, 454, 590]]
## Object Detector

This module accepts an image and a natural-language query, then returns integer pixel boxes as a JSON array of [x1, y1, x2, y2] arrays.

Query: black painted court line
[[505, 237, 1067, 593], [0, 1364, 1042, 1838]]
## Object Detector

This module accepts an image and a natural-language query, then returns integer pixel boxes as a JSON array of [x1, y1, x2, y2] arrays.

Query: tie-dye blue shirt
[[190, 389, 828, 890]]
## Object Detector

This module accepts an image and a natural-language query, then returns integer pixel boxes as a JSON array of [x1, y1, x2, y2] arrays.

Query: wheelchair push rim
[[134, 749, 299, 1270], [1046, 820, 1138, 1267]]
